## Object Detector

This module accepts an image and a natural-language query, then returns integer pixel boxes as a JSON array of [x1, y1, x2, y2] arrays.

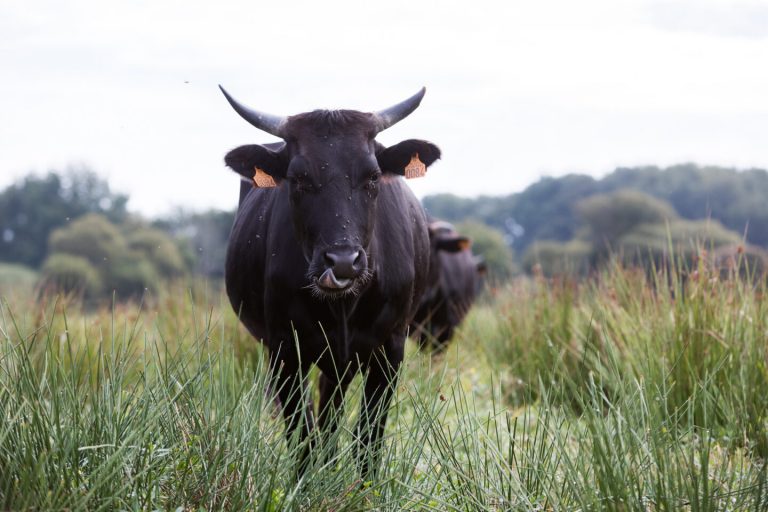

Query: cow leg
[[318, 369, 354, 432], [357, 338, 404, 478], [316, 369, 354, 462], [433, 325, 455, 352], [268, 349, 315, 474]]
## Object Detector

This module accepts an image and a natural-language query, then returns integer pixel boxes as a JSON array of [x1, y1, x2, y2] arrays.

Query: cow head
[[428, 221, 471, 254], [221, 86, 440, 299], [423, 220, 469, 291]]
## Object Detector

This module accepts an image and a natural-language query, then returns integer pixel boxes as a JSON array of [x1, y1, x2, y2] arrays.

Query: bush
[[104, 255, 160, 299], [522, 239, 592, 276], [577, 190, 678, 265], [125, 226, 187, 277], [44, 214, 187, 301], [618, 219, 742, 268], [0, 169, 129, 267], [49, 213, 125, 269], [39, 253, 102, 297]]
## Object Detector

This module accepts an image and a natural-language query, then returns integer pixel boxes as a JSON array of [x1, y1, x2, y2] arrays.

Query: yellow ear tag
[[253, 167, 277, 188], [404, 153, 427, 179]]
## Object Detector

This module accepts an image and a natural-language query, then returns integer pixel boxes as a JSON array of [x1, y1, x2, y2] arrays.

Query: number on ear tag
[[404, 153, 427, 179], [253, 167, 277, 188]]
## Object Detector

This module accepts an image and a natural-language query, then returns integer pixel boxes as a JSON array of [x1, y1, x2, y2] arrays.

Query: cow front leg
[[316, 370, 354, 463], [318, 369, 355, 432], [357, 338, 404, 478], [269, 350, 315, 474]]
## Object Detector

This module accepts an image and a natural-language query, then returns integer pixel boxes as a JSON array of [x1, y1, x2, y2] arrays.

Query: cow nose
[[324, 249, 365, 279]]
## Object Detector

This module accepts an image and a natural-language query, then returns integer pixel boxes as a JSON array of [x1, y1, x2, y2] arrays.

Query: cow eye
[[290, 176, 313, 193], [365, 172, 382, 190]]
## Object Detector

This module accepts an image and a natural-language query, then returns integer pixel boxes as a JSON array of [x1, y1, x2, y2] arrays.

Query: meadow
[[1, 255, 767, 510]]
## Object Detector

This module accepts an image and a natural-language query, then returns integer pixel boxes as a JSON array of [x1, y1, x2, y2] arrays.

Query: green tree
[[522, 240, 592, 276], [42, 213, 186, 299], [422, 163, 768, 253], [576, 190, 678, 259], [0, 168, 128, 267], [617, 219, 742, 268], [153, 208, 234, 277], [424, 175, 600, 252], [49, 213, 125, 270], [124, 225, 187, 277], [39, 253, 102, 298]]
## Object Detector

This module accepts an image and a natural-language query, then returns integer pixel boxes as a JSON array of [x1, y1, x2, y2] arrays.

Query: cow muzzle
[[317, 247, 368, 291]]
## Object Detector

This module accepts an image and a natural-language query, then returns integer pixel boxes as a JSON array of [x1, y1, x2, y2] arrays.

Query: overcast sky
[[2, 0, 767, 216]]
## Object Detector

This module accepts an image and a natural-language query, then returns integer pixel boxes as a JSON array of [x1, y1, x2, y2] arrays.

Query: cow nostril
[[323, 249, 363, 279]]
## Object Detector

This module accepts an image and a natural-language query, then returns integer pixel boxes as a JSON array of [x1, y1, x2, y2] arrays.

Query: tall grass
[[469, 254, 768, 460], [1, 259, 767, 509]]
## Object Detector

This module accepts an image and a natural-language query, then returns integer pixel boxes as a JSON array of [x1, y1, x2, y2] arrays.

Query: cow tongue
[[319, 269, 351, 289]]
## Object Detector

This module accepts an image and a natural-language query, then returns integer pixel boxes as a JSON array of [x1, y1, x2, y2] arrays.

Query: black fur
[[411, 221, 484, 352]]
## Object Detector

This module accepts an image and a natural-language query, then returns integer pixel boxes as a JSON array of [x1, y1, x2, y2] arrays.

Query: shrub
[[104, 256, 160, 299], [48, 213, 125, 269], [125, 226, 187, 277], [522, 239, 591, 276], [577, 189, 678, 247], [618, 219, 742, 268], [39, 253, 102, 297]]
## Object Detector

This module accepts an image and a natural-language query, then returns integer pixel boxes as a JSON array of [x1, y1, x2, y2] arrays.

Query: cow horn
[[219, 85, 287, 138], [373, 87, 426, 133]]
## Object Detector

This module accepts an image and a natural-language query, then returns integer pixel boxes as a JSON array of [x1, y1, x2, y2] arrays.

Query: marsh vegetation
[[2, 253, 767, 510]]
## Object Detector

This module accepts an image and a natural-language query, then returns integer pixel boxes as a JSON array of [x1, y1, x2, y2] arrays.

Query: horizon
[[8, 160, 767, 219]]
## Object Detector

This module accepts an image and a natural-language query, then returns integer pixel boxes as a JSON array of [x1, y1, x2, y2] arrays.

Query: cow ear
[[436, 236, 471, 253], [376, 139, 441, 179], [224, 144, 286, 188]]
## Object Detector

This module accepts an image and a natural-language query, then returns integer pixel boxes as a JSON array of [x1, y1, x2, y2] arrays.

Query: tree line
[[0, 168, 233, 300], [423, 163, 768, 276], [3, 162, 767, 299]]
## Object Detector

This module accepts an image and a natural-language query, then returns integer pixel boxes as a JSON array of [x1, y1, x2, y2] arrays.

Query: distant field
[[1, 261, 767, 510], [0, 263, 37, 297]]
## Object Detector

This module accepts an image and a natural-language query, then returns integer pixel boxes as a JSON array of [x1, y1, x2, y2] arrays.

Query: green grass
[[1, 258, 767, 510]]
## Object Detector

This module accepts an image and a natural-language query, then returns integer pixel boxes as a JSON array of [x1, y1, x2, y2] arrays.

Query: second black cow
[[411, 220, 485, 351]]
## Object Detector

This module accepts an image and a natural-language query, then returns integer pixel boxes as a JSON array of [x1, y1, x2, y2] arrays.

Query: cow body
[[227, 175, 430, 373], [411, 221, 484, 351], [219, 87, 440, 476]]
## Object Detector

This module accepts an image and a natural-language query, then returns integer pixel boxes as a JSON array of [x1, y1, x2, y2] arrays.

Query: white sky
[[1, 0, 767, 216]]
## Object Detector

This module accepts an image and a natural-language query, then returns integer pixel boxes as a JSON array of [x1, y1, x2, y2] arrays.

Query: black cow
[[220, 86, 440, 475], [411, 220, 485, 351]]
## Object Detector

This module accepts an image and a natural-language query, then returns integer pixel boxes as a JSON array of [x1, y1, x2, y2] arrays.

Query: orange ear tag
[[458, 239, 472, 251], [404, 153, 427, 179], [253, 167, 277, 188]]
